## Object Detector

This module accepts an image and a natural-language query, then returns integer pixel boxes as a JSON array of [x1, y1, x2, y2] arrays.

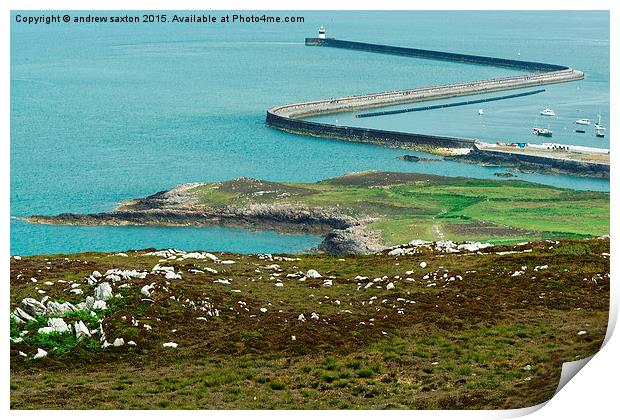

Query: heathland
[[10, 238, 610, 409]]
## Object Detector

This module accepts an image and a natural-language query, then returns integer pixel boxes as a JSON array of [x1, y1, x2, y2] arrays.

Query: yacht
[[533, 127, 553, 137], [594, 114, 606, 138], [575, 118, 591, 125], [540, 108, 556, 117], [478, 109, 484, 115]]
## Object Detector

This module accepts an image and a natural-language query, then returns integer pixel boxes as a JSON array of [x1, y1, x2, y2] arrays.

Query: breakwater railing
[[266, 37, 584, 150]]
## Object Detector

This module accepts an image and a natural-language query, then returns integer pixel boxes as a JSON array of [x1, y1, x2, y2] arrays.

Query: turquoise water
[[10, 11, 610, 256]]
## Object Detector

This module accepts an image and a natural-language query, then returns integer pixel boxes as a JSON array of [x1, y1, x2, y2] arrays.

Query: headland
[[24, 171, 610, 254]]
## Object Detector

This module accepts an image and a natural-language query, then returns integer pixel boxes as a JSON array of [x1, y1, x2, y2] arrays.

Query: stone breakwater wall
[[266, 38, 584, 150], [456, 146, 610, 179]]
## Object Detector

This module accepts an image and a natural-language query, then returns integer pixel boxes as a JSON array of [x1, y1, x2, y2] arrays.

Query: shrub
[[355, 369, 374, 378], [268, 381, 287, 391]]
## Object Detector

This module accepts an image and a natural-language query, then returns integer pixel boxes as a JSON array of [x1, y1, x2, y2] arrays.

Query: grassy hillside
[[10, 237, 609, 409], [191, 171, 609, 245]]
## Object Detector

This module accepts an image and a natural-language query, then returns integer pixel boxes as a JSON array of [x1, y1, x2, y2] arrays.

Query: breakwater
[[266, 37, 584, 151], [304, 38, 568, 72], [355, 89, 545, 118], [455, 146, 610, 179]]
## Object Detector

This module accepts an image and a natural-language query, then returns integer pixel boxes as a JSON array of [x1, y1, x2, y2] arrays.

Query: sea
[[10, 11, 610, 256]]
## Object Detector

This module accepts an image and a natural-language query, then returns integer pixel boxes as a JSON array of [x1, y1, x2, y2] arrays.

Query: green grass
[[190, 172, 609, 246]]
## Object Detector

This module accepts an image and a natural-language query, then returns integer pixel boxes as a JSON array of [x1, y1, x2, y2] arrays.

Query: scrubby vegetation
[[10, 237, 609, 409]]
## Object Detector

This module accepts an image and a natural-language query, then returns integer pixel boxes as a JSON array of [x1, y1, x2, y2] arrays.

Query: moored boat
[[594, 114, 606, 138], [540, 108, 556, 117], [533, 127, 553, 137], [575, 118, 590, 125]]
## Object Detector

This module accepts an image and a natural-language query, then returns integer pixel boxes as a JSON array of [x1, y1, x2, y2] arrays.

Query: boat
[[540, 108, 556, 117], [575, 118, 590, 125], [594, 114, 606, 138], [533, 127, 553, 137], [478, 109, 484, 115]]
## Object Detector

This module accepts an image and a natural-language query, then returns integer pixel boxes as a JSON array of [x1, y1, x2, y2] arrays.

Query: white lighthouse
[[318, 26, 326, 39]]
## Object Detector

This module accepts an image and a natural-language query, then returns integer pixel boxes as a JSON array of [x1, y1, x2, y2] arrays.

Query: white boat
[[478, 109, 484, 115], [533, 127, 553, 137], [594, 114, 606, 137], [540, 108, 556, 117], [575, 118, 590, 125]]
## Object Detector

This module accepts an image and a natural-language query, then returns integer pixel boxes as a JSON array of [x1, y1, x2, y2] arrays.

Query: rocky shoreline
[[450, 147, 610, 179], [25, 184, 384, 255]]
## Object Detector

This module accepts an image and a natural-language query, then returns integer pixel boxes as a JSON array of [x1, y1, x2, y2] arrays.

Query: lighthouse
[[318, 26, 326, 39]]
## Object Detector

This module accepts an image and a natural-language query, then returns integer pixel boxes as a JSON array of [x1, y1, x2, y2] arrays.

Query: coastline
[[23, 171, 610, 254]]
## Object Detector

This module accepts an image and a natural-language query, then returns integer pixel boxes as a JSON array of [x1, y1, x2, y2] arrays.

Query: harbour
[[267, 31, 608, 178]]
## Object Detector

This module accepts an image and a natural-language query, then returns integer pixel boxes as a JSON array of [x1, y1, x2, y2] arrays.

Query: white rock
[[386, 282, 395, 290], [74, 320, 91, 339], [322, 279, 333, 287], [92, 270, 102, 278], [13, 256, 22, 260], [298, 314, 306, 322], [220, 260, 235, 265], [141, 284, 155, 298], [13, 307, 36, 323], [19, 298, 47, 318], [420, 262, 427, 269], [163, 342, 178, 348], [38, 327, 54, 334], [291, 335, 296, 341], [214, 279, 231, 285], [310, 312, 319, 320], [260, 308, 267, 313], [94, 282, 113, 301], [388, 248, 405, 256], [306, 269, 322, 279], [577, 330, 587, 336], [19, 351, 27, 357], [106, 274, 121, 282], [165, 271, 181, 280], [46, 301, 77, 316], [274, 282, 284, 287], [128, 340, 137, 346], [113, 338, 125, 347], [48, 317, 70, 333], [93, 300, 107, 310], [33, 348, 47, 359]]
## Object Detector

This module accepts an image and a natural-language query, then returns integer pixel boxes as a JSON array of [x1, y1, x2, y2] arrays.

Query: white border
[[2, 1, 616, 419]]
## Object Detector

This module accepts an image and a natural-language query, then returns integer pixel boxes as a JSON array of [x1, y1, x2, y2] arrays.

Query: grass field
[[191, 171, 609, 245], [10, 237, 609, 409]]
